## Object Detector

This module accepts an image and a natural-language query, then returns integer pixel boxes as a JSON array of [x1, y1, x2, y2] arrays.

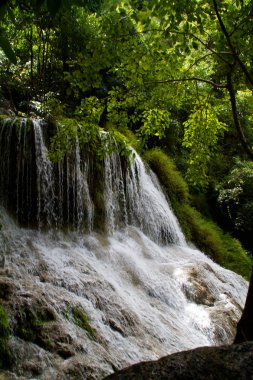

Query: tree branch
[[227, 71, 253, 160], [112, 27, 232, 65], [144, 77, 227, 89], [184, 53, 218, 74], [213, 0, 253, 86]]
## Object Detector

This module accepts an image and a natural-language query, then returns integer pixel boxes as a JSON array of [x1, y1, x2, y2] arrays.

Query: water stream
[[0, 119, 248, 379]]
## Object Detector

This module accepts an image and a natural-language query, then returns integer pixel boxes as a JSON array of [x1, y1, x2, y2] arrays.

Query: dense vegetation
[[0, 0, 253, 278]]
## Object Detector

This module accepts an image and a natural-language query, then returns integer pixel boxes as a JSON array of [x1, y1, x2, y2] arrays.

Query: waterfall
[[0, 118, 248, 379], [103, 134, 185, 245], [0, 118, 184, 244]]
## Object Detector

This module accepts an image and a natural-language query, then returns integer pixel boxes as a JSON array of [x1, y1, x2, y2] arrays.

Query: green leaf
[[46, 0, 62, 17], [0, 34, 16, 64]]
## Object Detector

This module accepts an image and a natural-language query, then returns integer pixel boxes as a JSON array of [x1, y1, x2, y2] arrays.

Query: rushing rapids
[[0, 118, 248, 379]]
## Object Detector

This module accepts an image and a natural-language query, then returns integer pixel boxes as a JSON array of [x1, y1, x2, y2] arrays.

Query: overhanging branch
[[144, 77, 227, 89], [213, 0, 253, 86]]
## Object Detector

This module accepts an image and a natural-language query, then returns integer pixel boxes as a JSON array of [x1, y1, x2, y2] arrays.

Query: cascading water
[[0, 118, 248, 380], [103, 134, 185, 245], [0, 118, 184, 245]]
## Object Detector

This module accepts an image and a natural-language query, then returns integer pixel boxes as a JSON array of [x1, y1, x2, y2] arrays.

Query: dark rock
[[0, 278, 16, 300], [104, 342, 253, 380]]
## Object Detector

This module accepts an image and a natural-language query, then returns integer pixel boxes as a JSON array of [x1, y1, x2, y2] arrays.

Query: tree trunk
[[234, 267, 253, 343], [227, 72, 253, 161]]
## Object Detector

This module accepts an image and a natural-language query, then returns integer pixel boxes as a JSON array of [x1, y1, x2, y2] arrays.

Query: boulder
[[104, 342, 253, 380]]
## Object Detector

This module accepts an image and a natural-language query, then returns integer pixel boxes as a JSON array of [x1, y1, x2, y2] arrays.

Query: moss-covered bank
[[0, 304, 11, 368], [144, 148, 252, 279]]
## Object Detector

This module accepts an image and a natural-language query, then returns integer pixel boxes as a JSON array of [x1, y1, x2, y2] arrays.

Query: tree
[[234, 269, 253, 343], [150, 0, 253, 182]]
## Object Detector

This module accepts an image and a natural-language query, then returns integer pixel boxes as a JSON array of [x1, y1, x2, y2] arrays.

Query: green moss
[[71, 307, 96, 339], [17, 306, 57, 342], [32, 307, 57, 327], [144, 148, 189, 203], [0, 304, 11, 368], [174, 203, 252, 279]]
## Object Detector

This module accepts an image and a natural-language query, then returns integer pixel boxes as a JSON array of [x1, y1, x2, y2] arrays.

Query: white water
[[0, 207, 247, 378], [0, 119, 249, 379], [104, 143, 185, 245], [0, 119, 186, 243]]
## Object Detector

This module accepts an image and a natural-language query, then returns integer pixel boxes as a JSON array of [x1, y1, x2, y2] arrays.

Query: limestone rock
[[104, 342, 253, 380]]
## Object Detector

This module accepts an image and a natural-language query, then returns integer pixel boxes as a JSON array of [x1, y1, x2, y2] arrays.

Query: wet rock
[[108, 319, 125, 336], [179, 265, 216, 306], [0, 207, 248, 380], [104, 342, 253, 380], [0, 278, 16, 300]]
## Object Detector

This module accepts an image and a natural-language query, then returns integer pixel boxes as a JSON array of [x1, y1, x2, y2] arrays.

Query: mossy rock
[[67, 306, 96, 340], [16, 304, 57, 343], [0, 304, 11, 369]]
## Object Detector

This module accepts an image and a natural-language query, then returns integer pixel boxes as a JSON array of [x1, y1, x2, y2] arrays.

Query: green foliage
[[175, 203, 252, 279], [183, 100, 227, 187], [144, 148, 189, 203], [137, 109, 170, 147], [49, 118, 100, 162], [217, 160, 253, 234], [71, 306, 96, 339], [49, 110, 132, 163], [0, 304, 11, 368], [75, 96, 104, 124], [0, 31, 16, 64]]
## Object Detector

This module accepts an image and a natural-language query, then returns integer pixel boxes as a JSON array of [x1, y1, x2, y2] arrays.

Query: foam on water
[[0, 208, 247, 371]]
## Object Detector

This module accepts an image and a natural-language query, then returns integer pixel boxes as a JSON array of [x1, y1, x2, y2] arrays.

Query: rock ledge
[[104, 342, 253, 380]]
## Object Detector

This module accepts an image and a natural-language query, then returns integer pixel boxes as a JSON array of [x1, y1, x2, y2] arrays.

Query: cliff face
[[104, 342, 253, 380]]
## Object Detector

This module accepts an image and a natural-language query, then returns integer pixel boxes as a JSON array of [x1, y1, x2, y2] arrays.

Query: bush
[[144, 148, 189, 203], [217, 160, 253, 252], [175, 204, 252, 279]]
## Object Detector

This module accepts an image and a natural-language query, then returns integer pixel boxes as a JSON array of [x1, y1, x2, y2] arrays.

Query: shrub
[[144, 148, 189, 203], [174, 203, 252, 279]]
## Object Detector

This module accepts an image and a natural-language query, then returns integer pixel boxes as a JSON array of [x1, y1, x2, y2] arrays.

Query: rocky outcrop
[[104, 342, 253, 380]]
